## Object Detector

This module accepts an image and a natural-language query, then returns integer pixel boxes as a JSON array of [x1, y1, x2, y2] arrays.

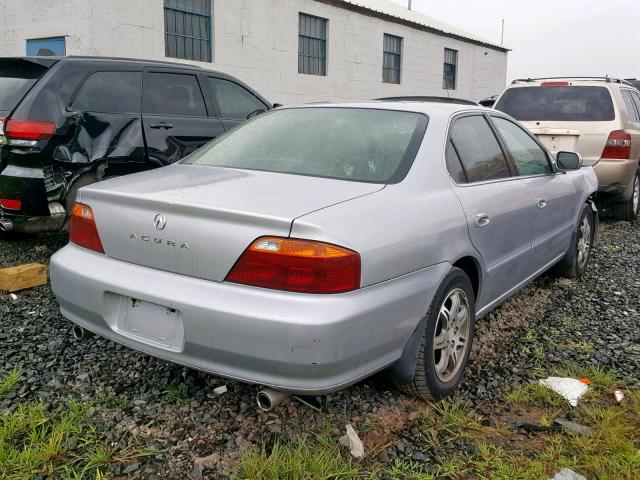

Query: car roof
[[288, 101, 487, 116], [506, 78, 634, 90]]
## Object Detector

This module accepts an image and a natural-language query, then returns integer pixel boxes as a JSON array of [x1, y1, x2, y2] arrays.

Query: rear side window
[[495, 86, 615, 122], [208, 78, 267, 120], [621, 90, 640, 122], [492, 117, 551, 176], [0, 60, 48, 113], [71, 71, 142, 114], [631, 90, 640, 121], [448, 115, 510, 183], [143, 72, 207, 117]]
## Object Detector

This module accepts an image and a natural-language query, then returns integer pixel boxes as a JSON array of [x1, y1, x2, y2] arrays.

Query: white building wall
[[0, 0, 508, 105]]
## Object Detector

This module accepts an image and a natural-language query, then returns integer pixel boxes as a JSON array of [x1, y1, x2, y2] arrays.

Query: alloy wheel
[[433, 288, 470, 383], [577, 215, 592, 270], [634, 175, 640, 214]]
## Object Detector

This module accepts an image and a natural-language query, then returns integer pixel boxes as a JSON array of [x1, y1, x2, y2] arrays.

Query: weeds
[[162, 383, 193, 404]]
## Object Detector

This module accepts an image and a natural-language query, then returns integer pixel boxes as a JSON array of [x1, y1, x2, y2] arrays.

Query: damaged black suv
[[0, 56, 271, 233]]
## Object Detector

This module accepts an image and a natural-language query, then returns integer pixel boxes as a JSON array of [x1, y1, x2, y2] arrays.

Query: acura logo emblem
[[154, 214, 167, 231]]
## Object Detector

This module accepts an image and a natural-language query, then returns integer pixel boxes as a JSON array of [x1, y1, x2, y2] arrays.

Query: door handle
[[475, 213, 491, 228], [149, 122, 174, 129], [537, 198, 548, 209]]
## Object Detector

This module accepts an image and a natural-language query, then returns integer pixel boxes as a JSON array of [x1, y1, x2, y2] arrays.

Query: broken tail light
[[226, 237, 361, 294], [70, 203, 104, 254], [601, 130, 632, 160]]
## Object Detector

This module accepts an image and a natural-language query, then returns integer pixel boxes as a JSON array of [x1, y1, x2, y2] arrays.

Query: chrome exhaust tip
[[256, 388, 290, 412], [0, 217, 13, 232], [72, 325, 94, 340]]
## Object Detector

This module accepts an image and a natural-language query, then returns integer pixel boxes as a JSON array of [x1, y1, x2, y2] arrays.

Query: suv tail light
[[0, 199, 22, 210], [70, 203, 104, 253], [226, 237, 361, 294], [601, 130, 632, 160], [4, 119, 56, 145]]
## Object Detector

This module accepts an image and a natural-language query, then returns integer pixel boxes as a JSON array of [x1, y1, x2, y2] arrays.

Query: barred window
[[164, 0, 212, 63], [299, 13, 327, 76], [383, 34, 402, 84], [443, 48, 458, 90]]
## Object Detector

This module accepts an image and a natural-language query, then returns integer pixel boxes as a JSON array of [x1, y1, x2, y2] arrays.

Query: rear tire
[[396, 268, 475, 400], [555, 204, 594, 278], [612, 171, 640, 221]]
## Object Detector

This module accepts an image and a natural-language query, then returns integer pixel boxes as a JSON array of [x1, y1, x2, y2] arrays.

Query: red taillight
[[70, 203, 104, 254], [226, 237, 361, 294], [0, 198, 22, 210], [541, 81, 570, 87], [5, 119, 56, 141], [601, 130, 632, 160]]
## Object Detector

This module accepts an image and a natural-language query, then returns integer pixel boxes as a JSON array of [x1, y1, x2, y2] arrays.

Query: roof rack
[[511, 76, 636, 87], [376, 96, 478, 106]]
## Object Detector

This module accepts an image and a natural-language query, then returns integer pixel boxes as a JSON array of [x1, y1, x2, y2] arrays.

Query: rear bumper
[[592, 158, 638, 199], [0, 164, 66, 232], [50, 244, 448, 395]]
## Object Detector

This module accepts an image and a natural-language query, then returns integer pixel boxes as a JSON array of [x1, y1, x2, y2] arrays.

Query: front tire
[[556, 204, 594, 278], [397, 268, 476, 400], [612, 171, 640, 221]]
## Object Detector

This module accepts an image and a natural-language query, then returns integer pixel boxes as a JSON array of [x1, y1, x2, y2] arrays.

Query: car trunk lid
[[80, 164, 384, 282]]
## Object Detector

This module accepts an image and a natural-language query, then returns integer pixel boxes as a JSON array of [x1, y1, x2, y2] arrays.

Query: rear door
[[142, 69, 225, 165], [204, 76, 269, 132], [489, 114, 578, 271], [66, 70, 146, 165], [495, 84, 618, 166], [446, 113, 534, 306]]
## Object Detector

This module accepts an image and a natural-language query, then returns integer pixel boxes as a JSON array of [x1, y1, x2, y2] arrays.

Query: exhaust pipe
[[0, 217, 13, 232], [256, 388, 290, 412], [72, 325, 94, 340]]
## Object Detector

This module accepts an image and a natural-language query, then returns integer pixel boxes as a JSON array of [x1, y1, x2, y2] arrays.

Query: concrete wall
[[0, 0, 508, 104]]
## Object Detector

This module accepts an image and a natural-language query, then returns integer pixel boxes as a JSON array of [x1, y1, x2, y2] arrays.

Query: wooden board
[[0, 263, 48, 293]]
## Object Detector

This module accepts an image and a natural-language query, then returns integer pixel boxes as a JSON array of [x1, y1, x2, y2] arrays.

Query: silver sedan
[[51, 101, 598, 400]]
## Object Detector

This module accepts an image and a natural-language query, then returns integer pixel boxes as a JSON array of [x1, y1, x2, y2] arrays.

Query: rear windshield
[[0, 61, 48, 113], [495, 86, 615, 122], [182, 107, 428, 183]]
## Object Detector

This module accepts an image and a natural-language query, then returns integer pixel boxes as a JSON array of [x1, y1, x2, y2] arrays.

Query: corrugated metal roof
[[337, 0, 507, 51]]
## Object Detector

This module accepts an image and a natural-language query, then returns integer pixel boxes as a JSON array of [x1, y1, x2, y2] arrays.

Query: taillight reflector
[[70, 203, 104, 253], [5, 119, 56, 140], [226, 237, 361, 294], [601, 130, 632, 160], [0, 198, 22, 210], [541, 81, 571, 87]]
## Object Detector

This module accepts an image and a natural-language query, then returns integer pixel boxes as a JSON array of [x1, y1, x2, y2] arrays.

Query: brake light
[[601, 130, 632, 159], [5, 119, 56, 141], [0, 198, 22, 210], [226, 237, 361, 294], [541, 81, 570, 87], [70, 203, 104, 253]]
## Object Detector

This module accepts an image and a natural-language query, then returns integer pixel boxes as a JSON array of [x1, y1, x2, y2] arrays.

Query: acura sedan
[[50, 101, 598, 399]]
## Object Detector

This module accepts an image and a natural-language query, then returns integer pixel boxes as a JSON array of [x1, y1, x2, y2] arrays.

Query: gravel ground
[[1, 220, 639, 478]]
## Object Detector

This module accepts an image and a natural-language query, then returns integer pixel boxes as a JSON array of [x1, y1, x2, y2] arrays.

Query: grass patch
[[506, 383, 566, 408], [0, 370, 20, 397], [162, 382, 193, 405], [236, 435, 359, 480], [0, 371, 147, 479]]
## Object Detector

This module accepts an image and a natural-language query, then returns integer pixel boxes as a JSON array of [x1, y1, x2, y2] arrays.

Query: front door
[[446, 114, 534, 307], [142, 70, 225, 165], [489, 115, 579, 271]]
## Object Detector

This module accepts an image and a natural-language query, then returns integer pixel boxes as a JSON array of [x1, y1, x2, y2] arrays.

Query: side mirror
[[556, 151, 583, 171]]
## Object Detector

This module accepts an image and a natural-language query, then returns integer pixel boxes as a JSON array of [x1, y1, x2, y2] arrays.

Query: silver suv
[[495, 77, 640, 220]]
